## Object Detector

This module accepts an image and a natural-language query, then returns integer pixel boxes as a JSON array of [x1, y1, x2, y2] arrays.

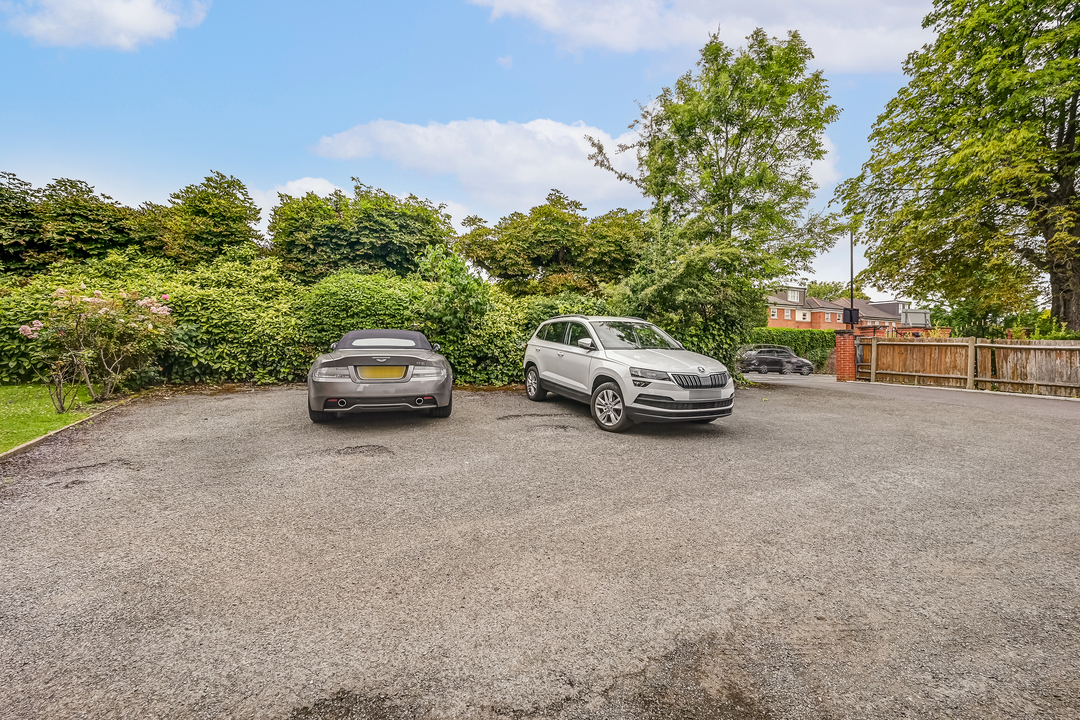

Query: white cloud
[[5, 0, 207, 50], [496, 54, 512, 69], [314, 118, 645, 219], [470, 0, 934, 72]]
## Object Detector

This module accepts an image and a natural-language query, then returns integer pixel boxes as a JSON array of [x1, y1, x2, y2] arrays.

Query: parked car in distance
[[738, 344, 814, 375], [523, 315, 734, 432], [307, 329, 453, 423]]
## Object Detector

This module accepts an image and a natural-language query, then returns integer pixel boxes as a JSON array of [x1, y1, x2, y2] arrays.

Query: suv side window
[[566, 322, 591, 347], [542, 321, 569, 344]]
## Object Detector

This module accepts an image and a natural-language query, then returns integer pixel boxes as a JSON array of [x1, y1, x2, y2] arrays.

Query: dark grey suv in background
[[739, 345, 814, 375]]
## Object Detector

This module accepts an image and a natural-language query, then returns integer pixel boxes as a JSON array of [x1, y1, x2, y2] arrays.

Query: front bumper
[[307, 374, 453, 413], [625, 384, 734, 423]]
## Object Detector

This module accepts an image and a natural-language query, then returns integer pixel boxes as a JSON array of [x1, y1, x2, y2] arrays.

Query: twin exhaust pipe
[[334, 397, 427, 408]]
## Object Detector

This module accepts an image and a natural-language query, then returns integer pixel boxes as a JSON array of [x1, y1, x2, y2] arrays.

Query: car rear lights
[[314, 366, 350, 379]]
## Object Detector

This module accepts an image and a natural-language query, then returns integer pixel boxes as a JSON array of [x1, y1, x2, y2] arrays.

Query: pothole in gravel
[[289, 691, 416, 720], [335, 445, 394, 457], [288, 634, 797, 719], [45, 459, 137, 489]]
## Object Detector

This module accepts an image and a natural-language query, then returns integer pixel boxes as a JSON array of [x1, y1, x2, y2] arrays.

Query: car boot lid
[[317, 349, 442, 367]]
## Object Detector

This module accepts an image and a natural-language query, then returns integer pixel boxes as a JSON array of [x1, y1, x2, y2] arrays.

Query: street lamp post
[[849, 229, 854, 330]]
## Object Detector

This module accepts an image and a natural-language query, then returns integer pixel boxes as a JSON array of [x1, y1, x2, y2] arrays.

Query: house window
[[787, 289, 800, 302], [784, 308, 792, 319], [800, 311, 809, 322], [825, 312, 831, 322], [770, 308, 777, 319]]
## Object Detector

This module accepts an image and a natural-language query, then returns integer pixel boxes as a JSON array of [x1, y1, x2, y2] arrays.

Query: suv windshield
[[590, 321, 681, 350]]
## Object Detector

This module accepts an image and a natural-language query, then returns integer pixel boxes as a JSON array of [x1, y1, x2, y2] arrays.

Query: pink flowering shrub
[[21, 288, 176, 411]]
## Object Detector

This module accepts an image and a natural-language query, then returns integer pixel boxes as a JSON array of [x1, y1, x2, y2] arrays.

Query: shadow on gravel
[[288, 634, 800, 720]]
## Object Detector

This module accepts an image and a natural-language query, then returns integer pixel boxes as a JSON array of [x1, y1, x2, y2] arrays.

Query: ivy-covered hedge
[[0, 250, 610, 387], [746, 327, 836, 369]]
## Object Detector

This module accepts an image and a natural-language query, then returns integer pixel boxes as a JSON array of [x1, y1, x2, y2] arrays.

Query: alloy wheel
[[594, 389, 623, 426]]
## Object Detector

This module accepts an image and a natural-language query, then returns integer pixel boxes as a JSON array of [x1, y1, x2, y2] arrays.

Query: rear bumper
[[307, 376, 453, 412]]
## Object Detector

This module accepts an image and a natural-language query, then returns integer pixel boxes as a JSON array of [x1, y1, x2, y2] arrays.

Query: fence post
[[870, 337, 879, 383], [966, 336, 976, 390]]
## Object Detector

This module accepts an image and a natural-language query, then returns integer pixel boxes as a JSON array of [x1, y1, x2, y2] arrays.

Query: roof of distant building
[[828, 297, 902, 321]]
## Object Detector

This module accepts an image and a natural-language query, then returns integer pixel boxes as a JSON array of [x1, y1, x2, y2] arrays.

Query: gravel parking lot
[[1, 381, 1079, 719]]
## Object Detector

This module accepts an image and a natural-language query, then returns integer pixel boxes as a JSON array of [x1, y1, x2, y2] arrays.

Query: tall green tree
[[456, 190, 646, 295], [0, 172, 46, 274], [589, 28, 844, 275], [269, 180, 453, 283], [608, 218, 768, 367], [837, 0, 1080, 330], [38, 179, 137, 262], [1, 175, 139, 273], [137, 171, 262, 266]]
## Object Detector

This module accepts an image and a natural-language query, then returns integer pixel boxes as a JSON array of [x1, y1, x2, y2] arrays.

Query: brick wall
[[835, 330, 856, 382]]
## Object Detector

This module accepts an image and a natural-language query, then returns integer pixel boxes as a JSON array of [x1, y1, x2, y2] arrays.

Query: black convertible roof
[[337, 329, 432, 350]]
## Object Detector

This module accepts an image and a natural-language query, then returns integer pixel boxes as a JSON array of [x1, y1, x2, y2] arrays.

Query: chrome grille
[[670, 371, 729, 389]]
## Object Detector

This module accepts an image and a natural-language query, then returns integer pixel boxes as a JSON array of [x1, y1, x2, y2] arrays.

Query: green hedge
[[3, 249, 793, 388], [0, 250, 611, 387], [746, 327, 836, 369]]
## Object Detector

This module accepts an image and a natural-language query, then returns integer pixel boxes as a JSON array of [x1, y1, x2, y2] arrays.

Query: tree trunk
[[1047, 251, 1080, 332]]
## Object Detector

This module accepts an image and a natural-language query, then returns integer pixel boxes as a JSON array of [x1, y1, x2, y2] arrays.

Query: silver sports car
[[307, 329, 453, 423]]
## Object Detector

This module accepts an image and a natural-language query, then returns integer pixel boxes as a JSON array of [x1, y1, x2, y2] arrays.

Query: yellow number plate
[[357, 365, 406, 380]]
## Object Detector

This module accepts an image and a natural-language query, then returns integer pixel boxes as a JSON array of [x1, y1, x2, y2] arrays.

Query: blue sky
[[1, 0, 933, 294]]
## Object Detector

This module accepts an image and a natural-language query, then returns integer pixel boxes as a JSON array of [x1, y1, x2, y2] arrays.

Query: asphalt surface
[[1, 380, 1078, 719]]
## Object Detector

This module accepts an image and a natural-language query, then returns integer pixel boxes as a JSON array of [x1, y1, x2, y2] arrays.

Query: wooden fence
[[855, 336, 1080, 398]]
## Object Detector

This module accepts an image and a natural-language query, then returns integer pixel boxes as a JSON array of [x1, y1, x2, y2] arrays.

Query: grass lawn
[[0, 384, 96, 454]]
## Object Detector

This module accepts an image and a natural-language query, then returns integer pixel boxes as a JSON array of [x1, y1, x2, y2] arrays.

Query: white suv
[[523, 315, 734, 432]]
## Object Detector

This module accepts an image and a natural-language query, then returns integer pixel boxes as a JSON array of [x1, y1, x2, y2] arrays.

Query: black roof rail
[[548, 314, 589, 320]]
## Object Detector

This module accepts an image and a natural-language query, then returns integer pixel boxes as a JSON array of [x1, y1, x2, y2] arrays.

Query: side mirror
[[329, 342, 338, 351], [577, 338, 595, 351], [432, 342, 441, 352]]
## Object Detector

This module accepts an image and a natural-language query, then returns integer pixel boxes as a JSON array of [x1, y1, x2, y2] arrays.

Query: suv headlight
[[630, 367, 671, 381], [313, 366, 350, 379]]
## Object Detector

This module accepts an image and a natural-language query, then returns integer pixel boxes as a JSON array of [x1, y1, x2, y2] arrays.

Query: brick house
[[766, 286, 934, 333]]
